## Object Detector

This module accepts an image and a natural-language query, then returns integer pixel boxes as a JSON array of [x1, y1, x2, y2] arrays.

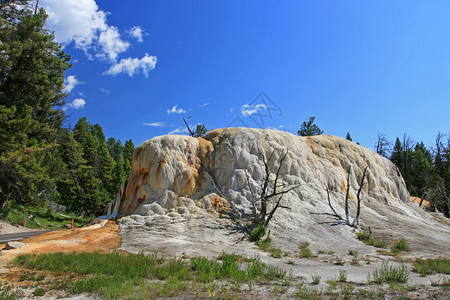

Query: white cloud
[[103, 53, 157, 77], [166, 105, 187, 115], [168, 127, 189, 135], [129, 26, 144, 42], [42, 0, 129, 61], [41, 0, 108, 50], [67, 98, 86, 109], [142, 122, 166, 127], [63, 75, 81, 93], [241, 104, 267, 116], [201, 102, 210, 107], [97, 26, 130, 61]]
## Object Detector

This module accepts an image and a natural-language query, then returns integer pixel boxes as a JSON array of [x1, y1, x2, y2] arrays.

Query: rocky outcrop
[[105, 127, 418, 220], [107, 128, 450, 256]]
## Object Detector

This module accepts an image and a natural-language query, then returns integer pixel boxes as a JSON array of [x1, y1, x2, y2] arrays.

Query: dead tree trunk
[[183, 117, 195, 137], [344, 166, 351, 224], [353, 167, 368, 227], [326, 187, 342, 219]]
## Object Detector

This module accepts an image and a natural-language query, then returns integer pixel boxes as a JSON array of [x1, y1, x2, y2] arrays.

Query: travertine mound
[[107, 128, 410, 218], [105, 128, 449, 255]]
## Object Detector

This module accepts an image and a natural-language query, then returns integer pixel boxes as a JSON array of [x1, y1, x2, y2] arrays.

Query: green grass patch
[[356, 231, 387, 248], [412, 257, 450, 276], [390, 238, 409, 255], [257, 237, 283, 258], [368, 262, 409, 284], [14, 251, 287, 299], [299, 242, 313, 258]]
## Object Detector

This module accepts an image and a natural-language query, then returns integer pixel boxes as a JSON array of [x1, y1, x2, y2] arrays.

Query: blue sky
[[40, 0, 450, 149]]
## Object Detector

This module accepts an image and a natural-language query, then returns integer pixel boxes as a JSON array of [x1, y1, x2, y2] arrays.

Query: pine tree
[[391, 137, 404, 172], [0, 1, 70, 211], [346, 132, 352, 141], [123, 139, 135, 175], [298, 117, 323, 136]]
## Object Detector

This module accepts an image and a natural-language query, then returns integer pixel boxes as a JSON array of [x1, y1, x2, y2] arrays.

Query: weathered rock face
[[107, 128, 450, 256], [106, 128, 412, 220]]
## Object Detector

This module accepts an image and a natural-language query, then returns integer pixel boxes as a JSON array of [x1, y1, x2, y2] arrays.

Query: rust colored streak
[[156, 156, 167, 182]]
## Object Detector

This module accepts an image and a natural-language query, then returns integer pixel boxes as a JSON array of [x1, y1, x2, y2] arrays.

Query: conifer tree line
[[377, 133, 450, 217], [0, 0, 134, 217]]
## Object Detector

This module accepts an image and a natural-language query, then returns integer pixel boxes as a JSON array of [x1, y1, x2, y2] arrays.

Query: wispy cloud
[[241, 104, 267, 116], [168, 127, 189, 135], [99, 88, 111, 95], [129, 26, 144, 42], [142, 122, 166, 127], [201, 102, 210, 107], [66, 98, 86, 109], [63, 75, 81, 93], [103, 53, 157, 77], [167, 105, 187, 115]]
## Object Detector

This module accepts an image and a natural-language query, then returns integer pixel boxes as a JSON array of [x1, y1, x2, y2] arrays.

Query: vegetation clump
[[356, 231, 387, 248], [413, 257, 450, 277], [14, 251, 287, 299], [368, 262, 409, 284], [390, 238, 409, 255]]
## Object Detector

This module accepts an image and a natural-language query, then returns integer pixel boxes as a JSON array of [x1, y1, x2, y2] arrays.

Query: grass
[[338, 269, 347, 282], [2, 206, 89, 229], [299, 242, 313, 258], [13, 251, 287, 299], [311, 274, 321, 284], [257, 237, 283, 258], [412, 257, 450, 276], [368, 262, 409, 284], [356, 231, 387, 248], [390, 238, 409, 255], [0, 284, 21, 300]]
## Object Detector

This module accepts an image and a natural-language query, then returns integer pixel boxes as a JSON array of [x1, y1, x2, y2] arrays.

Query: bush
[[250, 225, 265, 242]]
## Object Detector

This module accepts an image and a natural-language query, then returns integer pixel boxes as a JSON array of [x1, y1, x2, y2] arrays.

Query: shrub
[[250, 224, 265, 242], [369, 262, 409, 284]]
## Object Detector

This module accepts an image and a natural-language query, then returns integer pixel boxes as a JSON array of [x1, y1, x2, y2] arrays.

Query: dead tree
[[353, 166, 368, 227], [257, 150, 300, 228], [326, 187, 342, 219], [344, 166, 351, 224], [183, 117, 195, 136]]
